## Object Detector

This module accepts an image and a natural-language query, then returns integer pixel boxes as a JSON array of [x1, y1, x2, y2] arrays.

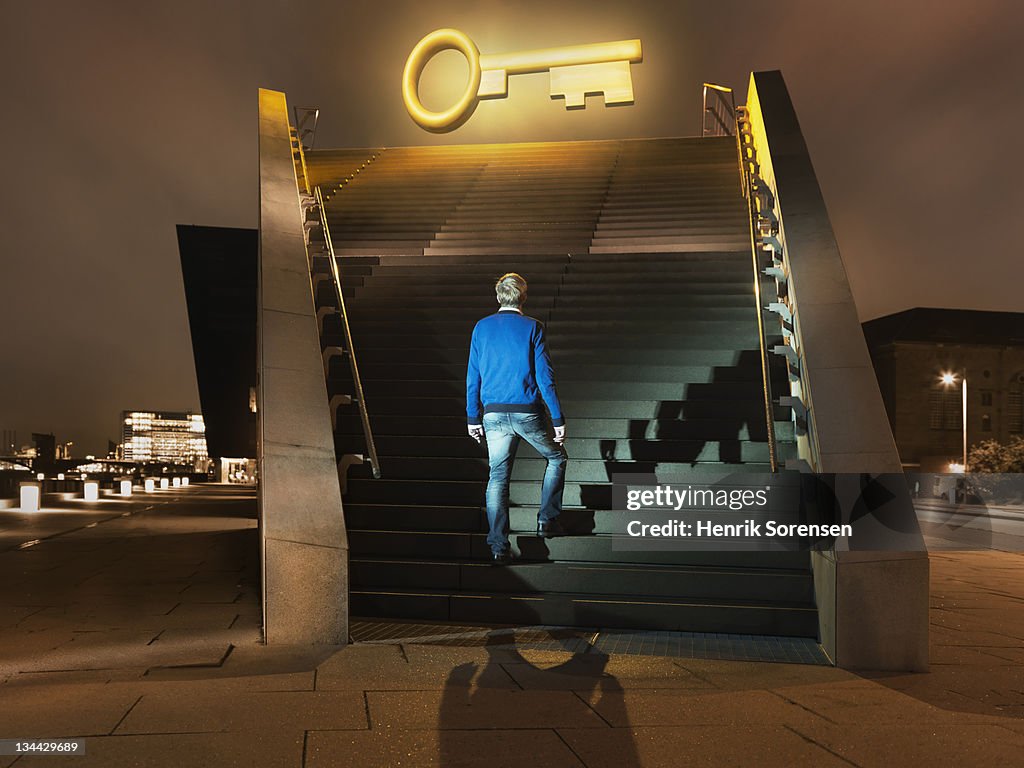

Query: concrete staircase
[[304, 136, 816, 637]]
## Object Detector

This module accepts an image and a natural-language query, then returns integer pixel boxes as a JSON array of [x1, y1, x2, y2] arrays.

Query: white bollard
[[36, 473, 45, 481], [83, 480, 99, 502], [160, 477, 170, 490], [57, 473, 65, 480], [171, 477, 182, 488], [120, 480, 132, 496], [20, 482, 41, 512], [181, 477, 190, 487], [144, 478, 156, 493]]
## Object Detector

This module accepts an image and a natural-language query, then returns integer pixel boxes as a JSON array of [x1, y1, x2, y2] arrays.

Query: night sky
[[1, 0, 1020, 455]]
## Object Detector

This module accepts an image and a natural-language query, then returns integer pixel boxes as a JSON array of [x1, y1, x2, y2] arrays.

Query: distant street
[[915, 499, 1024, 552]]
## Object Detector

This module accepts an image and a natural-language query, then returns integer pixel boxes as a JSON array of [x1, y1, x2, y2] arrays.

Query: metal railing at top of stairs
[[701, 86, 781, 473], [289, 107, 319, 196], [293, 106, 320, 150], [702, 83, 736, 138], [312, 184, 382, 479]]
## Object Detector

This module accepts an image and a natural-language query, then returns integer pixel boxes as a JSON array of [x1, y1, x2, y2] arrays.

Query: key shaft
[[480, 39, 642, 75]]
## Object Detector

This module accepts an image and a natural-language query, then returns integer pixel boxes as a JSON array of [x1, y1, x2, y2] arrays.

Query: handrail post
[[314, 186, 382, 479], [734, 107, 779, 473]]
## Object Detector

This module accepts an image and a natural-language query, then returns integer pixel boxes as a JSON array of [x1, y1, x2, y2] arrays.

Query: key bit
[[549, 61, 635, 108]]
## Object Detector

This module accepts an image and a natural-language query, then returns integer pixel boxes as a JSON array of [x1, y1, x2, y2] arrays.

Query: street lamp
[[940, 370, 967, 472]]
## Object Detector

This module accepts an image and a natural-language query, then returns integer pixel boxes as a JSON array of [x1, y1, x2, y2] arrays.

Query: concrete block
[[260, 443, 346, 546], [264, 536, 348, 645], [795, 300, 874, 371], [262, 309, 323, 373], [834, 553, 930, 671], [261, 367, 335, 451], [260, 264, 314, 317], [806, 366, 901, 459]]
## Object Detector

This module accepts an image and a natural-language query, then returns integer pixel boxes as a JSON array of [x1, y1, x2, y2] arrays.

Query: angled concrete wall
[[746, 71, 928, 671], [257, 88, 349, 644]]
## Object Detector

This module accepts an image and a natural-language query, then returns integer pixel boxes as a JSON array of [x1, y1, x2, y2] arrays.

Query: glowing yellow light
[[948, 463, 965, 473], [144, 478, 156, 493], [83, 481, 99, 502], [160, 477, 170, 490], [20, 482, 41, 512], [402, 28, 642, 130], [120, 480, 132, 496]]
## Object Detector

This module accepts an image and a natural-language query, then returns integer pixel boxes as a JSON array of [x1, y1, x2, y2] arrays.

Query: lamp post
[[940, 371, 967, 472]]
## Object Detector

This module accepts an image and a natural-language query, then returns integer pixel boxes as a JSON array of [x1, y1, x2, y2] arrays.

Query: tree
[[968, 437, 1024, 473], [966, 437, 1024, 502]]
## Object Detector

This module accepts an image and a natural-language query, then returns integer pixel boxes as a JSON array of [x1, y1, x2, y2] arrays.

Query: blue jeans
[[482, 411, 567, 555]]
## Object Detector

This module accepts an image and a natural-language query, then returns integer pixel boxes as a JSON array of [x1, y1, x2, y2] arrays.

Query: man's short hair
[[495, 273, 527, 307]]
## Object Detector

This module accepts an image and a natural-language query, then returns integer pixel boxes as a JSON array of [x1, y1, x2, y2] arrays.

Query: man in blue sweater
[[467, 273, 567, 565]]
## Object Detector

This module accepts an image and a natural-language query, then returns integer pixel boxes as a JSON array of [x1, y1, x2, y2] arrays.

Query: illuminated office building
[[121, 411, 208, 464]]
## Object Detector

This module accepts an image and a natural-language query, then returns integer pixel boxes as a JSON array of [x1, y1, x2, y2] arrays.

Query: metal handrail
[[734, 107, 780, 472], [289, 108, 319, 195], [702, 83, 736, 137], [314, 185, 381, 479], [289, 129, 311, 195]]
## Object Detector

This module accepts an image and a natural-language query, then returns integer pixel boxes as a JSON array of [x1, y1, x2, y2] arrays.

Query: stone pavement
[[1, 485, 1023, 767]]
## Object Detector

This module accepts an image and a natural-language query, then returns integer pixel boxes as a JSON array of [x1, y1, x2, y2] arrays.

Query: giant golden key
[[402, 28, 643, 131]]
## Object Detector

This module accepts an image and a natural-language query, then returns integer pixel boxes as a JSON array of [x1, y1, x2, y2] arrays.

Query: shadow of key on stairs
[[304, 137, 818, 640]]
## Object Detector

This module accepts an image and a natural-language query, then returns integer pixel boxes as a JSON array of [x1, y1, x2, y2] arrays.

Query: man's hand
[[553, 425, 566, 445], [468, 424, 484, 443]]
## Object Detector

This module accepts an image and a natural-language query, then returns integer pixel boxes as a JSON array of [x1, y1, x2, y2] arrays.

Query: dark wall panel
[[177, 225, 257, 458]]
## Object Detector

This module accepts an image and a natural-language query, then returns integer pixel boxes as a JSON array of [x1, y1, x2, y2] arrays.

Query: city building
[[121, 411, 209, 465], [863, 308, 1024, 471]]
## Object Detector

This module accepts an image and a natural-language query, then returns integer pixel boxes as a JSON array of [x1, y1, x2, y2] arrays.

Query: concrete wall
[[257, 88, 349, 645], [746, 71, 929, 671]]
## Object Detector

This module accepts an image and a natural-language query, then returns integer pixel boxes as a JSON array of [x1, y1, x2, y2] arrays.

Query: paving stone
[[307, 727, 585, 767], [0, 682, 142, 737], [14, 602, 186, 632], [156, 603, 248, 630], [315, 644, 519, 691], [116, 689, 366, 734], [175, 583, 244, 603], [582, 688, 829, 728], [5, 668, 150, 686], [9, 629, 233, 674], [367, 689, 608, 729], [128, 670, 315, 692], [0, 605, 47, 629], [674, 658, 856, 691], [13, 731, 305, 768], [499, 654, 713, 691], [557, 724, 850, 767], [789, 722, 1024, 766], [208, 642, 342, 680], [774, 679, 957, 725]]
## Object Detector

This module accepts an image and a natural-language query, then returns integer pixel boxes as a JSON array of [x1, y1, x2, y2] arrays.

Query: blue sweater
[[466, 310, 565, 427]]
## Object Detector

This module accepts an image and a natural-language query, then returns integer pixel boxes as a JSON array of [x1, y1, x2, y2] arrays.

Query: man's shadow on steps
[[438, 629, 640, 766]]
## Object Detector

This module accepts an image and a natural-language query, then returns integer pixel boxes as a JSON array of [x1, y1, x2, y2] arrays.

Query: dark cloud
[[1, 0, 1020, 454]]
